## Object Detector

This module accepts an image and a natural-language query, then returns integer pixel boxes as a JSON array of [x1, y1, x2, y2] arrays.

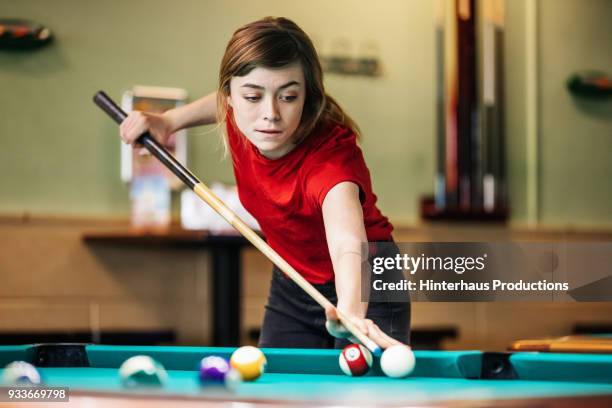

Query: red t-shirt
[[226, 113, 393, 284]]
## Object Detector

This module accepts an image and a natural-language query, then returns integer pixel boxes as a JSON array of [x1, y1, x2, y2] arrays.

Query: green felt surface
[[1, 345, 612, 404], [0, 345, 481, 378], [1, 367, 610, 405], [511, 353, 612, 383]]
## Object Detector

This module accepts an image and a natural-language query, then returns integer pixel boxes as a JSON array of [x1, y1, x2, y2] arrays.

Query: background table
[[83, 230, 251, 346]]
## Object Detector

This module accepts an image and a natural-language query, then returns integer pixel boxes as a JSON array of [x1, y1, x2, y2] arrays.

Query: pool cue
[[93, 90, 382, 356]]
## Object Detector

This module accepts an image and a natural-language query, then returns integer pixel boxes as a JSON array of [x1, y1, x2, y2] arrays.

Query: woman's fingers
[[326, 308, 405, 350], [119, 111, 167, 146], [364, 319, 402, 349], [120, 112, 142, 145]]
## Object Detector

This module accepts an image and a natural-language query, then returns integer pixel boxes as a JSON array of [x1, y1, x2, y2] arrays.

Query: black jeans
[[258, 240, 410, 349]]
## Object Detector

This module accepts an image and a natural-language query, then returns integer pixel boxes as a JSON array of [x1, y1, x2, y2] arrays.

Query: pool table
[[0, 344, 611, 407]]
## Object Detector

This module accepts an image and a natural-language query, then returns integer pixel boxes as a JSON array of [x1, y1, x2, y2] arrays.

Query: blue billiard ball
[[199, 356, 240, 389], [2, 361, 42, 386]]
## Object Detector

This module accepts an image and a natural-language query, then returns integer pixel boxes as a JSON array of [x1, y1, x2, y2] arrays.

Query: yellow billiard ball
[[229, 346, 267, 381]]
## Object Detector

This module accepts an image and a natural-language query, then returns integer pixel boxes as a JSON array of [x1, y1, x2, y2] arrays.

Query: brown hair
[[217, 16, 360, 146]]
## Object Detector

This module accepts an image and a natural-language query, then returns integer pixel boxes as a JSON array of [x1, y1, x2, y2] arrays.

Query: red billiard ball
[[339, 344, 372, 376]]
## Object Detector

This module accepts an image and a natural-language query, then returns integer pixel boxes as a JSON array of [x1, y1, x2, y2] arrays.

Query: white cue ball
[[380, 345, 415, 378]]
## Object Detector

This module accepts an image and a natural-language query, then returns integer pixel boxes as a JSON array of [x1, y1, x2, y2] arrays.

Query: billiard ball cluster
[[115, 346, 267, 390], [339, 344, 415, 378], [198, 346, 267, 388], [1, 344, 412, 389]]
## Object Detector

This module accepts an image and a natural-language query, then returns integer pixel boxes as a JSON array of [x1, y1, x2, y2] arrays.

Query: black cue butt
[[93, 91, 127, 124], [92, 90, 200, 190]]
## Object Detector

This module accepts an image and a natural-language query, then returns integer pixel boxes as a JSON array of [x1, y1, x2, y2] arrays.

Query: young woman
[[120, 17, 410, 349]]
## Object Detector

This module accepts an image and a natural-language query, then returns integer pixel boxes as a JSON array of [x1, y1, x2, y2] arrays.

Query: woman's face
[[228, 62, 306, 159]]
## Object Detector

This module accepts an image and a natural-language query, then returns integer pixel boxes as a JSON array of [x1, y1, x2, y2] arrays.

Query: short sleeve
[[306, 162, 367, 207], [304, 127, 369, 207]]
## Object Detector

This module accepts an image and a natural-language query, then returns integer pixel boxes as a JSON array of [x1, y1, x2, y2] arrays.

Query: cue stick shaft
[[93, 90, 381, 355]]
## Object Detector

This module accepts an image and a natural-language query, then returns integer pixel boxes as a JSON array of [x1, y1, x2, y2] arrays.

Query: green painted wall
[[505, 0, 530, 225], [538, 0, 612, 227], [0, 0, 610, 227]]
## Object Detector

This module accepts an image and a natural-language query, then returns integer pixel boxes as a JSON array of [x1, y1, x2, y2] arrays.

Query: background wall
[[0, 0, 437, 224], [0, 0, 610, 226], [537, 0, 612, 226]]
